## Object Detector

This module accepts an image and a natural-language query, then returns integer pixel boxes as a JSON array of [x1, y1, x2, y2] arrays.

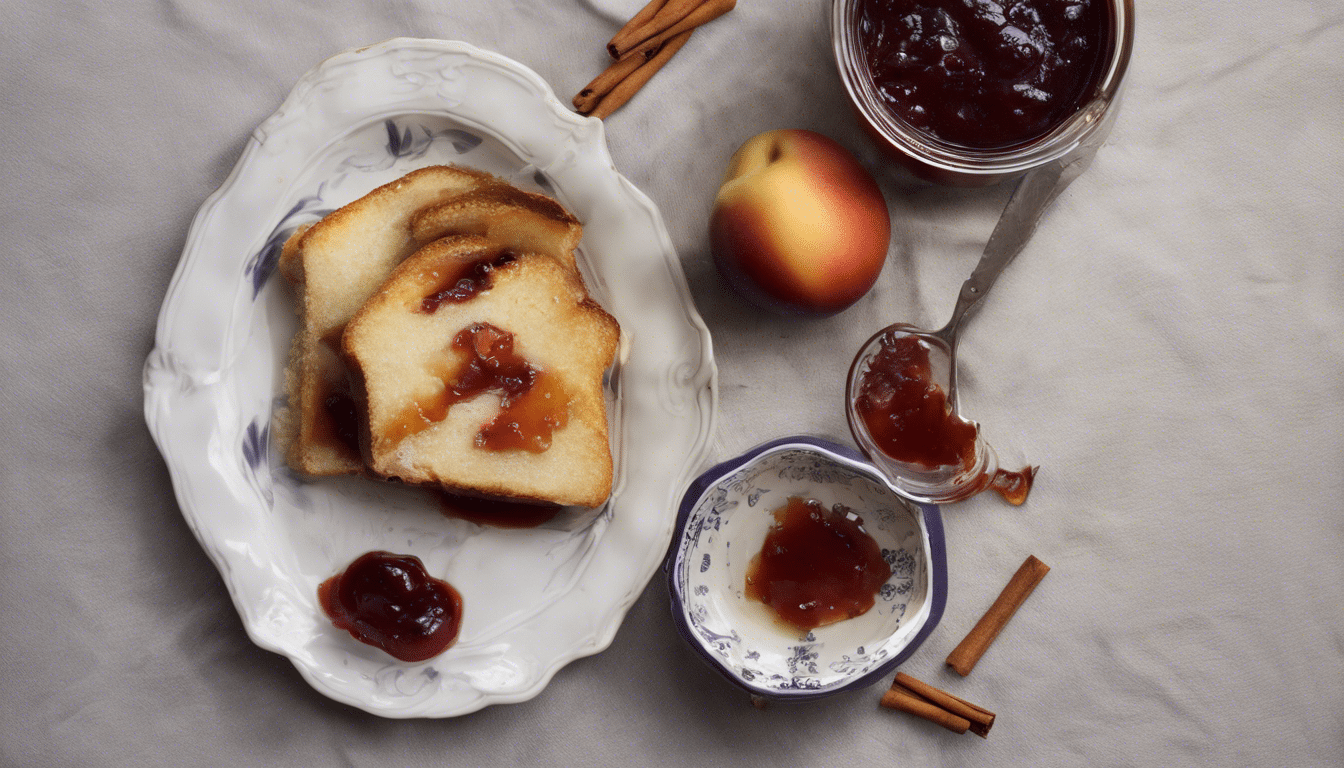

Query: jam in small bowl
[[667, 437, 946, 700], [832, 0, 1135, 185]]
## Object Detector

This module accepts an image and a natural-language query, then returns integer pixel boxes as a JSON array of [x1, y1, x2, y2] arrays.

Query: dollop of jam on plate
[[318, 551, 463, 662]]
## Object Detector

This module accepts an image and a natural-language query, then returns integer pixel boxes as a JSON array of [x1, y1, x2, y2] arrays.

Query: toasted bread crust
[[284, 166, 500, 476], [410, 186, 583, 273], [277, 222, 310, 286]]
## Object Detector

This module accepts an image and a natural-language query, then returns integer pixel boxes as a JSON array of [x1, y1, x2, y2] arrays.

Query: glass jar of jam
[[832, 0, 1134, 186]]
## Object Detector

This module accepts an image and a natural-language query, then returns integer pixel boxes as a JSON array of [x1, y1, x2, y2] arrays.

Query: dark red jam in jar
[[856, 0, 1111, 148], [319, 551, 463, 662], [745, 497, 892, 632]]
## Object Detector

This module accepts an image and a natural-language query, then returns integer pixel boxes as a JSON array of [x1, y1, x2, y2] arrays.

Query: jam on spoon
[[318, 551, 463, 662], [851, 331, 1036, 505], [846, 159, 1099, 506], [855, 332, 978, 470]]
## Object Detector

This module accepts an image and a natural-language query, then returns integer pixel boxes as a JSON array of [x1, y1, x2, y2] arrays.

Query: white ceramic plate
[[143, 38, 716, 718]]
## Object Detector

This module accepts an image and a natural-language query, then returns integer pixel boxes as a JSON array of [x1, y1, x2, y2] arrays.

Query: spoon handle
[[940, 147, 1097, 339]]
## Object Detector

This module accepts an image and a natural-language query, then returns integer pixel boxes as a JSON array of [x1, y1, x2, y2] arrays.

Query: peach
[[709, 129, 890, 316]]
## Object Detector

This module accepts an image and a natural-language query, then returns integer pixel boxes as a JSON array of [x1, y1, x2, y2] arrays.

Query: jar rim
[[831, 0, 1136, 179]]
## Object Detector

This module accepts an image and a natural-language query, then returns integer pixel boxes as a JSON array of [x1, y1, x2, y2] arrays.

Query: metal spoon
[[846, 140, 1103, 505]]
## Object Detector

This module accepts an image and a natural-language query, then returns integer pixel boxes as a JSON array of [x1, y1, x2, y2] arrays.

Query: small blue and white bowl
[[667, 436, 946, 700]]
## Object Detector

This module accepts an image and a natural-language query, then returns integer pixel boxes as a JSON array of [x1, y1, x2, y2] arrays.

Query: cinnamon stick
[[573, 52, 648, 113], [614, 0, 735, 62], [586, 28, 694, 119], [946, 555, 1050, 676], [880, 685, 971, 735], [892, 673, 996, 737], [611, 0, 669, 44], [607, 0, 700, 60]]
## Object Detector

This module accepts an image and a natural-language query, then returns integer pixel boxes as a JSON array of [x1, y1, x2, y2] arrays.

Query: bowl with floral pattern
[[667, 436, 946, 700]]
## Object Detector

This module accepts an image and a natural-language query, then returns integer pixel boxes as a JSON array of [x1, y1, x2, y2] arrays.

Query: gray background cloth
[[3, 0, 1341, 765]]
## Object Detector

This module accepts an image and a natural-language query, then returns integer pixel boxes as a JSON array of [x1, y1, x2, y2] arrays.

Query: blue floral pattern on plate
[[242, 117, 488, 300], [143, 39, 718, 718]]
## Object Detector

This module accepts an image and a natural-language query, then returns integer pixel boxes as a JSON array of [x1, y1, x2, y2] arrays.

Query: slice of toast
[[409, 184, 583, 272], [281, 165, 498, 476], [342, 235, 620, 507]]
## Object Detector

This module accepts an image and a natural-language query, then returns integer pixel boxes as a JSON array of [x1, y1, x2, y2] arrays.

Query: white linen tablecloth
[[2, 0, 1340, 765]]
